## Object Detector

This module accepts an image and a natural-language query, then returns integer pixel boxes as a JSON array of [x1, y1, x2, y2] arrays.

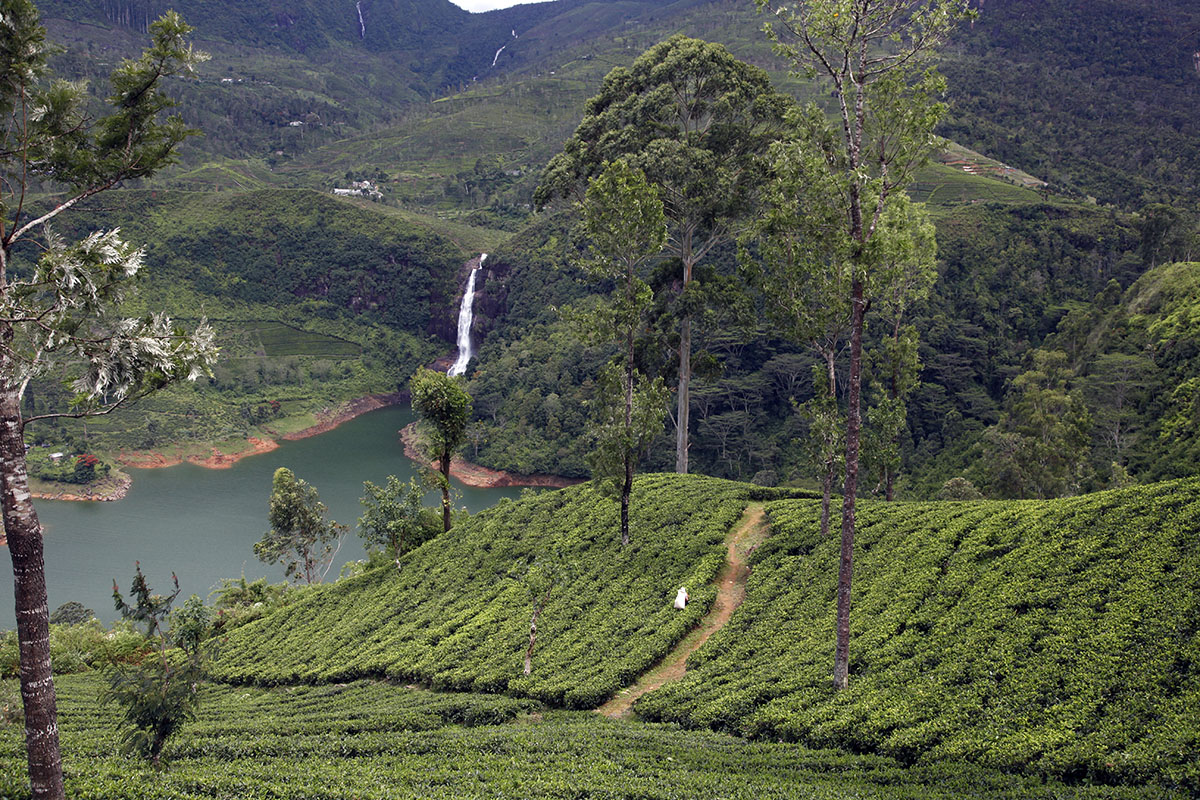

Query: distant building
[[332, 180, 383, 200]]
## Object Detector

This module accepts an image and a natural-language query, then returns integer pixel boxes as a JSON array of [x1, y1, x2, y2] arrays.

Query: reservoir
[[0, 405, 524, 628]]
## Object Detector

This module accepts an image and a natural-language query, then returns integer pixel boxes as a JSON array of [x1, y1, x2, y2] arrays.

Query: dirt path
[[598, 502, 769, 719]]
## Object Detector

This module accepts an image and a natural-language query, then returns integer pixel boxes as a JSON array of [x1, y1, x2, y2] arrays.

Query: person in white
[[673, 586, 689, 610]]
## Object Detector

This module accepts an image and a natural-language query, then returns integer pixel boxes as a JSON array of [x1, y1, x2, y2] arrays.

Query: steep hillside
[[636, 478, 1200, 791], [463, 201, 1148, 490], [15, 189, 461, 458], [34, 189, 464, 333], [206, 474, 1200, 791], [1043, 260, 1200, 481], [211, 475, 765, 705], [941, 0, 1200, 206]]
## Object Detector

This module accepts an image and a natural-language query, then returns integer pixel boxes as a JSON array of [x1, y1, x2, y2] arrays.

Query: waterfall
[[491, 45, 506, 67], [448, 254, 486, 377], [356, 1, 365, 38]]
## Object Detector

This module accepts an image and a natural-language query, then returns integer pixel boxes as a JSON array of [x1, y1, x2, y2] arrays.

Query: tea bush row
[[211, 475, 749, 707], [0, 673, 1182, 799], [635, 478, 1200, 792]]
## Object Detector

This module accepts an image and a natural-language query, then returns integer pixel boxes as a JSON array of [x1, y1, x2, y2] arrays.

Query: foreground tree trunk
[[832, 279, 866, 690], [0, 381, 64, 800]]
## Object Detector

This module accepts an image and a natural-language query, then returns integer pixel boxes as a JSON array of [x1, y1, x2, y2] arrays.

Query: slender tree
[[537, 35, 792, 474], [521, 555, 570, 676], [756, 0, 971, 689], [255, 468, 346, 584], [743, 126, 851, 537], [0, 5, 213, 795], [863, 195, 937, 500], [358, 474, 440, 572], [578, 161, 669, 546], [105, 566, 209, 769], [409, 367, 471, 531]]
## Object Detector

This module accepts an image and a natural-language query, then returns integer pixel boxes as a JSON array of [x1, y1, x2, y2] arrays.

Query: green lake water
[[1, 405, 525, 628]]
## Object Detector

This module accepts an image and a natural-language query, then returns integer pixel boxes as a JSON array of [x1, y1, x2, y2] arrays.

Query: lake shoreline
[[31, 393, 406, 505], [30, 392, 579, 506], [399, 423, 582, 490]]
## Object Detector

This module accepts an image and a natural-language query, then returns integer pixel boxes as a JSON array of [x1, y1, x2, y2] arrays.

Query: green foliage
[[48, 602, 94, 626], [0, 671, 1184, 798], [636, 478, 1200, 791], [409, 368, 472, 461], [409, 366, 472, 530], [586, 364, 670, 505], [357, 475, 441, 564], [578, 160, 670, 542], [0, 621, 151, 678], [208, 576, 295, 635], [936, 477, 982, 501], [938, 1, 1200, 207], [975, 350, 1093, 498], [211, 475, 749, 707], [105, 564, 206, 768], [255, 468, 346, 585]]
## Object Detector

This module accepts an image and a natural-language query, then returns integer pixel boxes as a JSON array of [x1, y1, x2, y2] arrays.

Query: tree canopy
[[409, 367, 472, 531], [537, 34, 793, 474]]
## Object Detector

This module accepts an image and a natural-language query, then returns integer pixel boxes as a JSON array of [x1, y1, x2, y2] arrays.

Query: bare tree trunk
[[440, 449, 452, 532], [833, 278, 865, 691], [675, 316, 691, 474], [0, 380, 65, 800], [675, 246, 695, 474], [524, 589, 551, 675]]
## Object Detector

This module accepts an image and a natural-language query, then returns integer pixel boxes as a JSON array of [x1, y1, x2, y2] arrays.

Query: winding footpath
[[598, 502, 769, 719]]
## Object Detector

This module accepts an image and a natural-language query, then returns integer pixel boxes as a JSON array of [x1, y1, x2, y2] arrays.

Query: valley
[[0, 0, 1198, 797]]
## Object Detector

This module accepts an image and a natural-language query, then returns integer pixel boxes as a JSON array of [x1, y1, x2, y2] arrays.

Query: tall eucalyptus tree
[[756, 0, 971, 689], [537, 35, 791, 474]]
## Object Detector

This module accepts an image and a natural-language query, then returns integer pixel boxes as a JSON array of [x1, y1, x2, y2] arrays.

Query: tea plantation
[[211, 475, 758, 706], [635, 478, 1200, 792], [0, 674, 1183, 799], [5, 475, 1197, 796]]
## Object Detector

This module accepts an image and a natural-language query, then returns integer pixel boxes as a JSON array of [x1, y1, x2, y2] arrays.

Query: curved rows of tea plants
[[211, 475, 753, 707], [0, 674, 1181, 799], [635, 478, 1200, 792]]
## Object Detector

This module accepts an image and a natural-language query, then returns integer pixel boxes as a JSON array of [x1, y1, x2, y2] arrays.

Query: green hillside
[[15, 188, 462, 461], [212, 475, 762, 705], [206, 474, 1200, 791], [1, 674, 1173, 799], [635, 478, 1200, 791]]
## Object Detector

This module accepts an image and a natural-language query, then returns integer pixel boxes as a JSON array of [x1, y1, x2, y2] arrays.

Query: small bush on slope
[[635, 478, 1200, 791], [210, 474, 748, 707]]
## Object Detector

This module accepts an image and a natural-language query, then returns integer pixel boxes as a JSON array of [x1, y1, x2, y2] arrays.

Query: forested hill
[[38, 0, 1200, 210], [940, 0, 1200, 206]]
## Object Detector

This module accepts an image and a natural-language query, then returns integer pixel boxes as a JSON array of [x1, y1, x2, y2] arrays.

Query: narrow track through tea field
[[598, 503, 768, 718]]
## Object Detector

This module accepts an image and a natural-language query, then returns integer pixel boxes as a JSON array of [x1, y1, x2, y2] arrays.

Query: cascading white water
[[448, 253, 486, 377], [491, 45, 506, 67], [356, 1, 365, 37]]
